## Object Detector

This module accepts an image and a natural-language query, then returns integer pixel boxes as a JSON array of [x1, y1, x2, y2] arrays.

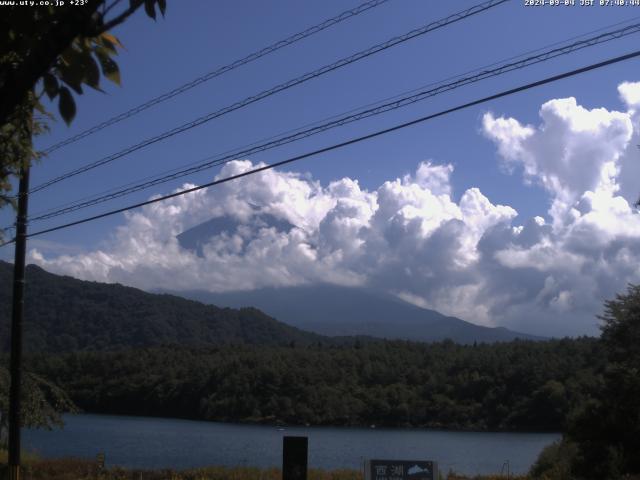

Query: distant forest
[[27, 337, 603, 432], [0, 261, 607, 432], [0, 261, 329, 352]]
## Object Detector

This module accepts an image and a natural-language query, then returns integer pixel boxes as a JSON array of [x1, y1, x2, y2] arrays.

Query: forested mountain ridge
[[0, 261, 329, 352], [177, 284, 543, 344], [0, 260, 539, 353], [28, 337, 603, 432]]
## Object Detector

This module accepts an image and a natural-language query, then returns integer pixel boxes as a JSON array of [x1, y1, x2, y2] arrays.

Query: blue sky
[[4, 0, 640, 336]]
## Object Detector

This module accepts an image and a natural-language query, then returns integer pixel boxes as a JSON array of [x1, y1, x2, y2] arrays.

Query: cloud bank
[[31, 82, 640, 336]]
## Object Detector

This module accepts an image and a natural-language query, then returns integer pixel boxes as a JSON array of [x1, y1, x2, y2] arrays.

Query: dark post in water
[[283, 436, 308, 480]]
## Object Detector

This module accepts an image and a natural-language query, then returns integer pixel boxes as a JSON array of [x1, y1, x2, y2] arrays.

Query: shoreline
[[61, 411, 563, 435]]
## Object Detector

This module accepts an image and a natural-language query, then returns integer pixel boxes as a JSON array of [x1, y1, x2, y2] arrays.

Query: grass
[[0, 455, 529, 480]]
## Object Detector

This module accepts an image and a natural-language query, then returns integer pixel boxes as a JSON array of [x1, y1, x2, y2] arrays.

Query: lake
[[24, 414, 559, 476]]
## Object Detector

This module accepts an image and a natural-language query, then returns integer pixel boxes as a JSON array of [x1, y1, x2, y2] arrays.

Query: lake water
[[23, 414, 559, 476]]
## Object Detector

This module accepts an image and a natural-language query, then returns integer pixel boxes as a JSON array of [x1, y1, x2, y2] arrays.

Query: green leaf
[[43, 73, 59, 100], [157, 0, 166, 16], [144, 0, 156, 20], [58, 48, 86, 94], [98, 33, 123, 56], [100, 37, 117, 55], [82, 53, 101, 90], [101, 32, 123, 50], [58, 86, 76, 125], [96, 50, 121, 86], [59, 66, 84, 94]]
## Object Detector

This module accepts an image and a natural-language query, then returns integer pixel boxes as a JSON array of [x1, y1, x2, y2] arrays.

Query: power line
[[28, 0, 509, 195], [1, 48, 637, 247], [25, 21, 640, 223], [41, 0, 392, 155], [26, 14, 640, 222]]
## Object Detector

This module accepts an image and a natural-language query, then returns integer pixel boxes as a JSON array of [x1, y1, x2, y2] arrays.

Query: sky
[[3, 0, 640, 337]]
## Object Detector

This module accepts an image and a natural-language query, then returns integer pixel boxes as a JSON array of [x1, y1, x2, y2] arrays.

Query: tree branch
[[0, 3, 103, 126], [88, 0, 147, 36], [0, 0, 158, 127], [102, 0, 127, 20]]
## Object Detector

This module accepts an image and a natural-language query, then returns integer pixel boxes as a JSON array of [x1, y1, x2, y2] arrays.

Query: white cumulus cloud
[[31, 82, 640, 337]]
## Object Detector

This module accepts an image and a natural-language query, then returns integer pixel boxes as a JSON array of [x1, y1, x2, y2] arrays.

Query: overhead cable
[[27, 14, 640, 222], [28, 0, 509, 195], [26, 21, 640, 223], [41, 0, 392, 154], [1, 47, 636, 246]]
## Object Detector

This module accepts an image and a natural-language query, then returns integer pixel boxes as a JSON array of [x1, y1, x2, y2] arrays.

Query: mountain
[[173, 215, 542, 344], [175, 284, 544, 344], [177, 211, 295, 257], [0, 261, 328, 352]]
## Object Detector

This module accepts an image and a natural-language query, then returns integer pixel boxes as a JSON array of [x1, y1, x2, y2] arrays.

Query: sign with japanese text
[[365, 459, 437, 480]]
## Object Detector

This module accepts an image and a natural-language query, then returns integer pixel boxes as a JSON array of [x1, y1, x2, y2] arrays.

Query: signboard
[[365, 459, 438, 480]]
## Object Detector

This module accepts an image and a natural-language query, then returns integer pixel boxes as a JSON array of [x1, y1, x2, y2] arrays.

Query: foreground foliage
[[528, 440, 577, 479], [525, 285, 640, 479], [27, 337, 602, 432], [562, 285, 640, 479], [0, 366, 77, 446], [0, 1, 166, 223], [0, 454, 525, 480]]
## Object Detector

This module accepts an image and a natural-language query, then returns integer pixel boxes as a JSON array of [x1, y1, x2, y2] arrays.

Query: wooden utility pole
[[8, 162, 30, 480]]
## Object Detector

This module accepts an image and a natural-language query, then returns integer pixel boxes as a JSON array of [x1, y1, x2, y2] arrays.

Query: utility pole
[[8, 161, 30, 480]]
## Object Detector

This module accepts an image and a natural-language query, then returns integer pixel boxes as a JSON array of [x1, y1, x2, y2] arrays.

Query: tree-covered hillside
[[0, 261, 327, 352], [0, 261, 609, 435], [181, 284, 543, 344], [28, 337, 603, 432]]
